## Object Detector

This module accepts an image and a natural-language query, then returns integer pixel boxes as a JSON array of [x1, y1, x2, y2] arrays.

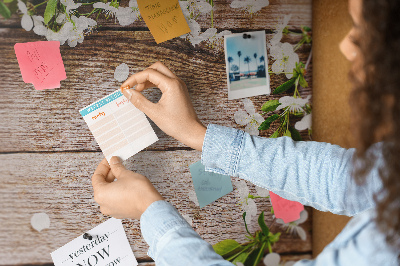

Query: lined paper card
[[80, 90, 158, 162], [51, 218, 138, 266]]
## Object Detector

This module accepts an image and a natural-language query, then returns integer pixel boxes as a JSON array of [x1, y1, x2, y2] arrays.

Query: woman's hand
[[91, 156, 164, 220], [120, 61, 206, 151]]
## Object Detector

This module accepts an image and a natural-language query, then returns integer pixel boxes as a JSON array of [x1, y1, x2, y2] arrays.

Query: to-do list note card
[[51, 218, 138, 266], [14, 41, 66, 90], [137, 0, 190, 44], [80, 90, 158, 162], [189, 161, 233, 208]]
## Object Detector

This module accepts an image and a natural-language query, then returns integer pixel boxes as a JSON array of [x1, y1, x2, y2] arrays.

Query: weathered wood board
[[0, 30, 311, 152], [0, 152, 312, 264], [0, 0, 312, 264]]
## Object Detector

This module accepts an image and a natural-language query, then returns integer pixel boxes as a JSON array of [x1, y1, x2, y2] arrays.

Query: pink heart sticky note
[[14, 41, 67, 90], [269, 191, 304, 223]]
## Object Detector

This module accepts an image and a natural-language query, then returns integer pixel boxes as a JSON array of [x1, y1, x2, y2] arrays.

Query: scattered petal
[[263, 252, 281, 266], [255, 185, 269, 197], [31, 213, 50, 232], [188, 190, 199, 206], [114, 63, 130, 82]]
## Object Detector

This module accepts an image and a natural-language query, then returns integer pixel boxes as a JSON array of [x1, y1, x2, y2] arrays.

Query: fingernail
[[110, 156, 122, 165], [124, 89, 134, 100]]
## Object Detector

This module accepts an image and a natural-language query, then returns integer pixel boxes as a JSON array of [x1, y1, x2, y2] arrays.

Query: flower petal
[[234, 110, 250, 125], [18, 0, 28, 14], [21, 14, 33, 31], [114, 63, 130, 82], [255, 185, 269, 197], [253, 113, 264, 124], [188, 190, 199, 206], [295, 113, 312, 131], [263, 252, 281, 266], [296, 226, 307, 241], [242, 98, 255, 115], [295, 209, 309, 224]]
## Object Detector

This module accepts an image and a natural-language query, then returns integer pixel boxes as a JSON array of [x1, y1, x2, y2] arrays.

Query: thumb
[[122, 88, 155, 116], [109, 156, 128, 178]]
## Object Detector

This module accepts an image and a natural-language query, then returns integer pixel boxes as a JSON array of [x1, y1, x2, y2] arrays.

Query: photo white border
[[224, 30, 270, 100]]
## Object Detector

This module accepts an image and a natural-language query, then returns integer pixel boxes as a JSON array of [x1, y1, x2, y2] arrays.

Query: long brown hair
[[350, 0, 400, 252]]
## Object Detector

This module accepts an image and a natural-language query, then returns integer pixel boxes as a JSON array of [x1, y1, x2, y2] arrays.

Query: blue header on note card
[[80, 91, 123, 116]]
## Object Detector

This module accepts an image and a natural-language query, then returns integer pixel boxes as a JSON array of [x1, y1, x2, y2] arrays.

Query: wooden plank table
[[0, 1, 313, 264]]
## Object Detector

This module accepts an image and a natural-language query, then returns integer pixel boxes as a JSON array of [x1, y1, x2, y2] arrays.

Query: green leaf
[[213, 239, 243, 257], [302, 26, 311, 32], [232, 251, 250, 265], [258, 114, 280, 131], [44, 0, 58, 25], [243, 212, 251, 236], [271, 205, 274, 214], [3, 0, 13, 3], [289, 126, 302, 141], [261, 99, 281, 113], [272, 78, 296, 94], [0, 1, 11, 19], [245, 247, 262, 266], [253, 242, 267, 266], [269, 130, 279, 138], [298, 75, 308, 88], [257, 211, 270, 237], [283, 129, 291, 137]]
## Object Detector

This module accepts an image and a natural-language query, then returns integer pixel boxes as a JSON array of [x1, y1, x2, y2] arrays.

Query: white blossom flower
[[235, 180, 257, 225], [230, 0, 269, 15], [295, 113, 312, 131], [234, 98, 264, 136], [32, 15, 47, 36], [276, 210, 308, 241], [270, 14, 292, 47], [263, 252, 296, 266], [93, 2, 139, 26], [270, 42, 299, 79], [18, 0, 33, 31], [276, 95, 310, 114], [60, 0, 82, 15], [196, 0, 213, 13], [46, 16, 96, 47]]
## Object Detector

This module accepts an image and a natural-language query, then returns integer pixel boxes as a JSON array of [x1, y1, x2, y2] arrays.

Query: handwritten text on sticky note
[[189, 161, 233, 208], [51, 218, 138, 266], [14, 41, 66, 90], [269, 191, 304, 223], [137, 0, 191, 44]]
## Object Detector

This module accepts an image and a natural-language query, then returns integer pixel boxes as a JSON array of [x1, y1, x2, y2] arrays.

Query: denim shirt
[[140, 124, 399, 266]]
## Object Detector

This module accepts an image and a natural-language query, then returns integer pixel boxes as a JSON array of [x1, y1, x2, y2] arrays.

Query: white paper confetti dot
[[114, 63, 130, 82], [31, 213, 50, 232]]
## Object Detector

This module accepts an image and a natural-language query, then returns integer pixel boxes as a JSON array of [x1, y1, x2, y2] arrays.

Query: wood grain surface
[[0, 0, 312, 264]]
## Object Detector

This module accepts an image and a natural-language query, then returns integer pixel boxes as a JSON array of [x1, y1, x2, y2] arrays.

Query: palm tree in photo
[[237, 51, 242, 77], [253, 53, 258, 73], [260, 55, 266, 77], [228, 56, 233, 73], [244, 56, 251, 77]]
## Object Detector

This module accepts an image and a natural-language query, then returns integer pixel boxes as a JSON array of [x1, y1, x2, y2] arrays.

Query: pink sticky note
[[14, 41, 66, 90], [269, 191, 304, 223]]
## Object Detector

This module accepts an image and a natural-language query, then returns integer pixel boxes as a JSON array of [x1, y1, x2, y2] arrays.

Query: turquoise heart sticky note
[[189, 160, 233, 208]]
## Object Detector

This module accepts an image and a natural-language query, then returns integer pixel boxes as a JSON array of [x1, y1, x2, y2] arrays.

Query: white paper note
[[51, 218, 138, 266], [80, 90, 158, 162]]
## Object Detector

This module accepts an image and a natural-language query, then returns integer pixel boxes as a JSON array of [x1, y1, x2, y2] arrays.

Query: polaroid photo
[[224, 30, 270, 100]]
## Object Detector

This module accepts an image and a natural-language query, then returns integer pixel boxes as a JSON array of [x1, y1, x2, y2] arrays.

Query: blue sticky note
[[189, 160, 233, 208]]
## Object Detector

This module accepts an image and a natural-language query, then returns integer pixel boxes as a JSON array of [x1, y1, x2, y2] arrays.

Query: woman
[[91, 0, 400, 264]]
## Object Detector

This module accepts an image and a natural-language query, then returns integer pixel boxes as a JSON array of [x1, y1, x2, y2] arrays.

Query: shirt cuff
[[140, 200, 192, 260], [201, 124, 245, 176]]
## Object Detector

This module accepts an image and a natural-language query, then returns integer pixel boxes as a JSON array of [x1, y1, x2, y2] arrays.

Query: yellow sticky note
[[137, 0, 191, 44]]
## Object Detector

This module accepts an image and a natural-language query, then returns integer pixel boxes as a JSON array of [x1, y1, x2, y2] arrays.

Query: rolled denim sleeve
[[201, 124, 383, 216], [140, 200, 234, 266]]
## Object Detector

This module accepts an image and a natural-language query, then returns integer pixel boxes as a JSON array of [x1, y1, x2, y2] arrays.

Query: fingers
[[121, 89, 158, 117], [121, 68, 173, 94], [92, 158, 111, 189], [147, 61, 177, 79], [109, 156, 129, 179]]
